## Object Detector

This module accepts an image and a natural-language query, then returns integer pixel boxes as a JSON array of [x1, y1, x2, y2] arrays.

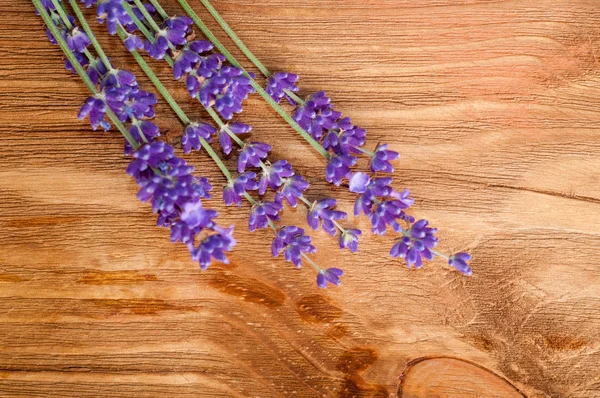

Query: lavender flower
[[238, 142, 271, 172], [390, 220, 438, 269], [182, 122, 216, 153], [219, 122, 252, 155], [340, 229, 361, 252], [223, 172, 259, 207], [258, 160, 294, 195], [124, 32, 143, 51], [86, 57, 108, 85], [95, 0, 155, 35], [66, 27, 91, 53], [279, 175, 309, 207], [316, 268, 343, 288], [307, 198, 347, 236], [78, 95, 109, 130], [265, 72, 299, 105], [145, 16, 193, 59], [370, 143, 399, 173], [449, 252, 473, 275], [271, 226, 316, 267], [193, 225, 236, 269], [326, 154, 356, 186], [293, 91, 341, 140], [195, 65, 255, 120], [248, 200, 283, 231], [173, 40, 214, 79], [126, 120, 160, 155], [322, 117, 366, 156]]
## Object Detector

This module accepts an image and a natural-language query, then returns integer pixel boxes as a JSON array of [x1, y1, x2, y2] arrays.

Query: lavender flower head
[[317, 267, 343, 289], [307, 198, 347, 236], [390, 219, 438, 269], [271, 226, 316, 268], [223, 172, 259, 207], [293, 91, 341, 140], [266, 72, 299, 105]]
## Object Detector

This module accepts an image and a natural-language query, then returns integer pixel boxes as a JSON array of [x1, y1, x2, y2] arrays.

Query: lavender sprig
[[172, 0, 472, 275], [35, 0, 235, 270]]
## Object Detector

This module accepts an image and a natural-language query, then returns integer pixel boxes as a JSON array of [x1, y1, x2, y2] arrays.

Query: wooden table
[[1, 0, 599, 396]]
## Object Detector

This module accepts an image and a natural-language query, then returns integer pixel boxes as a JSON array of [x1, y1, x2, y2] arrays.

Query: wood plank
[[1, 0, 599, 396]]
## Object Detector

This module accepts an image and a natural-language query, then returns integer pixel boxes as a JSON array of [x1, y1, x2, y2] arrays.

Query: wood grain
[[1, 0, 600, 397]]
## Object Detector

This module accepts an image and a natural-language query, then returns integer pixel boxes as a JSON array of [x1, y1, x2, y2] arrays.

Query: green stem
[[32, 0, 138, 149], [197, 0, 271, 77], [131, 0, 162, 34], [146, 0, 169, 20], [302, 253, 323, 272], [431, 249, 450, 260], [176, 0, 330, 159], [356, 146, 375, 157], [68, 0, 112, 70]]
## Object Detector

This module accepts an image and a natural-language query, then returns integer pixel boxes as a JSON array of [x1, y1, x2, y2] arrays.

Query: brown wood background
[[1, 0, 600, 397]]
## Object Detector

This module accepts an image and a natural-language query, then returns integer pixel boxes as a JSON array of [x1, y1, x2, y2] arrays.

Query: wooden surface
[[1, 0, 600, 397]]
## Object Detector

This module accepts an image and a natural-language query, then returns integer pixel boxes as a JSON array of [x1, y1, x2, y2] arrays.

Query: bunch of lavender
[[34, 0, 235, 269], [75, 0, 344, 287], [172, 0, 473, 275]]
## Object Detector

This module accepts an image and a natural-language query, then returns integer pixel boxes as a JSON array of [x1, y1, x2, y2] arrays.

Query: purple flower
[[180, 201, 218, 229], [326, 154, 356, 186], [307, 198, 347, 236], [248, 200, 283, 231], [66, 27, 91, 53], [271, 226, 316, 268], [349, 172, 413, 217], [119, 89, 157, 121], [182, 122, 216, 153], [340, 229, 361, 252], [192, 225, 236, 270], [101, 68, 137, 91], [390, 219, 438, 269], [238, 142, 271, 172], [279, 175, 309, 207], [293, 91, 341, 140], [126, 141, 175, 181], [196, 66, 255, 120], [172, 40, 214, 79], [126, 120, 160, 155], [64, 50, 89, 72], [370, 143, 399, 173], [449, 252, 472, 275], [124, 32, 143, 52], [219, 122, 252, 155], [369, 199, 409, 235], [265, 72, 299, 105], [322, 117, 366, 156], [78, 95, 110, 131], [258, 160, 294, 195], [145, 16, 193, 60], [316, 268, 343, 288], [85, 57, 108, 85], [223, 172, 259, 207]]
